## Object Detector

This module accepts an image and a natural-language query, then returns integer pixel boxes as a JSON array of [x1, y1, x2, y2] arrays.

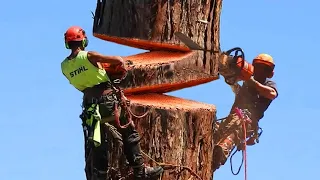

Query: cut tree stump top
[[127, 93, 216, 111]]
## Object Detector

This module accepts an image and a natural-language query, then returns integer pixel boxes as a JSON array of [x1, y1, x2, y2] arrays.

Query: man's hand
[[246, 77, 278, 100], [110, 59, 133, 68], [246, 76, 258, 87]]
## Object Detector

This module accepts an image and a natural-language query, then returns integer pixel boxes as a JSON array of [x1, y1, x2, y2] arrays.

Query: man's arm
[[247, 77, 278, 100], [87, 51, 124, 66], [230, 83, 241, 95]]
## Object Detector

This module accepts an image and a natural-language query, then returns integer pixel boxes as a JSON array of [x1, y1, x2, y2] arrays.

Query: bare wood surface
[[106, 51, 218, 94]]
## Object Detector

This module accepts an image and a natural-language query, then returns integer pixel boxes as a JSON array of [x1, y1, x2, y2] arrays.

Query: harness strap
[[109, 81, 149, 129]]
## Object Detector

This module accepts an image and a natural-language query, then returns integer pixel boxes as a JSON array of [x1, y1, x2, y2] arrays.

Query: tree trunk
[[93, 0, 222, 78], [90, 0, 225, 179], [104, 93, 217, 180], [111, 51, 217, 94]]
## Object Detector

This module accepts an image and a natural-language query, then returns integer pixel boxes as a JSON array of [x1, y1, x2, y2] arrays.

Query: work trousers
[[84, 95, 143, 179], [212, 110, 257, 171]]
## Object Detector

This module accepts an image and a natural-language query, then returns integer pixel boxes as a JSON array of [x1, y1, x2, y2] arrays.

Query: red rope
[[242, 119, 248, 180], [112, 88, 149, 129], [234, 107, 251, 180]]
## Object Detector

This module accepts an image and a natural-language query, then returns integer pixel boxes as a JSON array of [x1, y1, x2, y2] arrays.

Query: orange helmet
[[64, 26, 88, 49], [253, 53, 275, 70]]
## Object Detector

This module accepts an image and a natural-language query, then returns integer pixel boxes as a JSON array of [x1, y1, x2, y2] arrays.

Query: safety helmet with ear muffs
[[253, 53, 275, 78], [64, 26, 88, 49]]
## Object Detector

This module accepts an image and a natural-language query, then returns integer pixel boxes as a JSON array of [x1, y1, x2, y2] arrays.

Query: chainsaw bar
[[174, 32, 220, 53]]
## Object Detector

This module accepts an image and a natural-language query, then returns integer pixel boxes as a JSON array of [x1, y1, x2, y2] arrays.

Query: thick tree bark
[[89, 0, 225, 179], [103, 93, 216, 180], [104, 51, 217, 94], [93, 0, 222, 78]]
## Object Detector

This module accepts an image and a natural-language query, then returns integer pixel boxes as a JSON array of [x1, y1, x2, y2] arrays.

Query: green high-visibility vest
[[61, 51, 110, 91]]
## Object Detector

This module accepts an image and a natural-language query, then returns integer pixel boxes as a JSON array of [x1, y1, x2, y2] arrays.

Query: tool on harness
[[218, 47, 254, 85], [80, 103, 102, 147]]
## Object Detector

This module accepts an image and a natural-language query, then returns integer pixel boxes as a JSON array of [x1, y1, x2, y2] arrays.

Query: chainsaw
[[174, 32, 254, 86]]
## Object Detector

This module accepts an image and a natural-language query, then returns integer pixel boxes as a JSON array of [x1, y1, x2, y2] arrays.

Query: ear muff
[[82, 37, 88, 48], [64, 37, 88, 49], [65, 41, 70, 49], [64, 34, 70, 49], [267, 71, 274, 78]]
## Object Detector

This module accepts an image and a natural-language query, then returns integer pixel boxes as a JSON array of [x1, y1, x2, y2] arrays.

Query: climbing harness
[[109, 80, 149, 129], [228, 107, 250, 180], [79, 78, 150, 180], [214, 107, 264, 178], [229, 107, 254, 180]]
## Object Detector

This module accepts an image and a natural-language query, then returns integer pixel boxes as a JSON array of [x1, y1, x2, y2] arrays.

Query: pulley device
[[218, 47, 254, 85]]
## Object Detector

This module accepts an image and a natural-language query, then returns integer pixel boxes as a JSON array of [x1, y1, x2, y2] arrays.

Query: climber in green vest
[[61, 26, 163, 180]]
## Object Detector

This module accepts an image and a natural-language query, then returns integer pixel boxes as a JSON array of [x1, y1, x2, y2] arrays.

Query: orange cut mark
[[123, 51, 194, 65], [124, 77, 218, 95], [126, 93, 216, 111], [93, 33, 192, 52]]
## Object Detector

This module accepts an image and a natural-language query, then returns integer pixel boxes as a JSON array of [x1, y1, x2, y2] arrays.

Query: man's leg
[[213, 113, 241, 170], [118, 116, 163, 179], [86, 124, 109, 180]]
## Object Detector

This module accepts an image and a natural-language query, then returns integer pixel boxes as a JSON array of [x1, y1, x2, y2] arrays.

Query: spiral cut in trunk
[[117, 51, 218, 94], [93, 0, 221, 92], [90, 0, 225, 179]]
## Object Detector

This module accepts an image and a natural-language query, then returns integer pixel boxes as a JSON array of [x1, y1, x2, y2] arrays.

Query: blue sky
[[1, 1, 318, 180]]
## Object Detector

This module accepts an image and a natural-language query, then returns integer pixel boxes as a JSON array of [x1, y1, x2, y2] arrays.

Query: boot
[[133, 164, 164, 179]]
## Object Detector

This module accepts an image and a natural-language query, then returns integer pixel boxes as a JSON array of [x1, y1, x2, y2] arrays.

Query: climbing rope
[[141, 151, 203, 180], [232, 107, 251, 180], [230, 147, 244, 175], [111, 84, 150, 129]]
